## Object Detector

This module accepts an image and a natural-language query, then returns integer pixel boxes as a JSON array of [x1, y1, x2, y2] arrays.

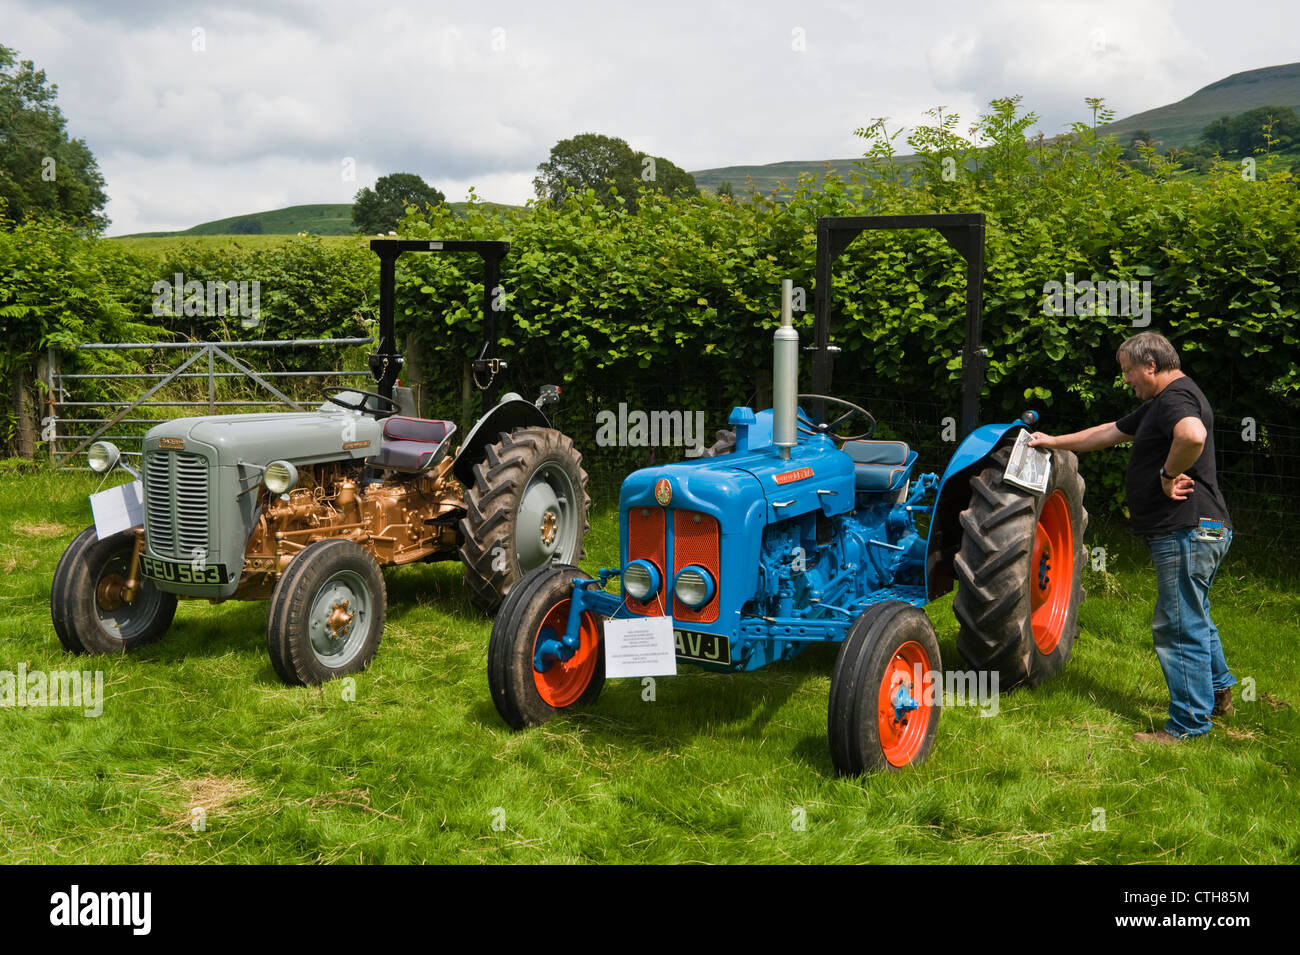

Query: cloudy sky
[[3, 0, 1298, 235]]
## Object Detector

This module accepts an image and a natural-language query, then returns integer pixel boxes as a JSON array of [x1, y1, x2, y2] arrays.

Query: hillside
[[122, 201, 519, 238], [124, 203, 354, 238], [690, 159, 869, 194], [1099, 62, 1300, 150], [688, 62, 1300, 191]]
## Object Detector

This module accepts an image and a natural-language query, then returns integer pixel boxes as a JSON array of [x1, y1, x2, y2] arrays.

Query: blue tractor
[[487, 214, 1087, 774]]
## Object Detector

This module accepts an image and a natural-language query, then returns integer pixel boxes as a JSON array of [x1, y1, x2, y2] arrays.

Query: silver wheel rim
[[516, 462, 579, 572], [94, 548, 164, 641], [308, 570, 372, 668]]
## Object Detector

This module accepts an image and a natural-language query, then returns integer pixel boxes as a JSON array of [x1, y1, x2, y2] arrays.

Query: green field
[[109, 233, 370, 254], [1, 468, 1296, 863]]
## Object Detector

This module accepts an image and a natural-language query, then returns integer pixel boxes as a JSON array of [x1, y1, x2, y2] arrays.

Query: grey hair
[[1116, 332, 1180, 372]]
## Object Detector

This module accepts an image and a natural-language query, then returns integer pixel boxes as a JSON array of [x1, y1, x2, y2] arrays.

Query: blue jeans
[[1145, 527, 1234, 737]]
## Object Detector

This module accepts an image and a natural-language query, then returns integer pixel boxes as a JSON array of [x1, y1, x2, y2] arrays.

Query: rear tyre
[[488, 564, 605, 729], [460, 427, 590, 616], [954, 444, 1087, 689], [828, 601, 942, 775], [267, 539, 386, 686], [50, 525, 177, 654]]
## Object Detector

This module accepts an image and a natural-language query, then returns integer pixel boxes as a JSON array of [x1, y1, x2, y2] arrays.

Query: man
[[1028, 331, 1234, 744]]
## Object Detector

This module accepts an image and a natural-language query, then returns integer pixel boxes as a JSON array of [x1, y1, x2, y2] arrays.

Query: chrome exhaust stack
[[772, 279, 799, 460]]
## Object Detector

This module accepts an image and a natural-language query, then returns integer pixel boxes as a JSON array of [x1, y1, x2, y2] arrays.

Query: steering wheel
[[322, 386, 399, 418], [796, 393, 876, 442]]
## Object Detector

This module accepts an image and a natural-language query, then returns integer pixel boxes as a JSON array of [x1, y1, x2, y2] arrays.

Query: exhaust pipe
[[773, 279, 799, 460]]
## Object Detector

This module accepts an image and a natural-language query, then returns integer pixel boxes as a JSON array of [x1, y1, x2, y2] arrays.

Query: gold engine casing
[[234, 459, 464, 600]]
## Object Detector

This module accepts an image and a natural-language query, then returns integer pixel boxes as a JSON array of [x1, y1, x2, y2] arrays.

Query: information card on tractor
[[604, 616, 678, 678], [89, 480, 144, 540]]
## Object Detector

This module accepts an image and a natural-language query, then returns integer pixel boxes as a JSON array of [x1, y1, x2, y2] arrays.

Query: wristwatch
[[1159, 467, 1176, 480]]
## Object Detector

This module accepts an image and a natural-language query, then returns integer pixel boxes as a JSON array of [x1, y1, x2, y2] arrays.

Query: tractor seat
[[370, 415, 457, 473], [843, 440, 916, 493]]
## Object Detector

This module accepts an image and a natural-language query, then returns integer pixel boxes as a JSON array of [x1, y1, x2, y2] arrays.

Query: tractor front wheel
[[488, 564, 605, 729], [828, 601, 942, 775], [266, 539, 386, 686], [954, 444, 1087, 689], [460, 427, 590, 616], [50, 525, 177, 654]]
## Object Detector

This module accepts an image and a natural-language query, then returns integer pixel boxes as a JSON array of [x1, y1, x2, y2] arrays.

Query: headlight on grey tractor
[[674, 566, 716, 608], [87, 441, 121, 474], [623, 559, 661, 601], [263, 460, 299, 495]]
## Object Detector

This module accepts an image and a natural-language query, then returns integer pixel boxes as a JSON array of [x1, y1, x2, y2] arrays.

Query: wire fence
[[568, 387, 1300, 552], [39, 342, 1300, 552]]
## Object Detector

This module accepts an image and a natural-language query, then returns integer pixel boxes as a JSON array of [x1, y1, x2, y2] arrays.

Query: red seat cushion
[[372, 417, 457, 472], [383, 415, 452, 444]]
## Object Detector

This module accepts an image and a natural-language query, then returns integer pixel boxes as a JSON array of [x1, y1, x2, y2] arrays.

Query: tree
[[0, 45, 108, 230], [533, 133, 698, 209], [1201, 106, 1300, 156], [1121, 129, 1154, 162], [642, 154, 698, 201], [352, 173, 445, 234], [230, 217, 263, 235]]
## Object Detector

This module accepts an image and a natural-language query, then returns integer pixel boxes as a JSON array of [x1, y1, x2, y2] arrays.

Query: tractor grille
[[625, 506, 665, 616], [673, 510, 720, 623], [144, 450, 210, 560]]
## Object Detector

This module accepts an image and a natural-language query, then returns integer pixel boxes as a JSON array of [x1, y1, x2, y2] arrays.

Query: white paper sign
[[1003, 430, 1052, 494], [604, 615, 678, 678], [90, 481, 144, 539]]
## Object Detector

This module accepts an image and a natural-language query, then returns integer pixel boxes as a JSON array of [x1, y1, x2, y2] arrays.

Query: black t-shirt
[[1115, 376, 1232, 536]]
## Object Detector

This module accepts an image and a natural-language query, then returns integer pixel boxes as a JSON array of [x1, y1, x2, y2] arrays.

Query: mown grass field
[[109, 233, 370, 254], [1, 467, 1296, 864]]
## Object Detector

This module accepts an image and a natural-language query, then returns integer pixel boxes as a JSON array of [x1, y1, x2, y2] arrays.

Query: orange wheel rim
[[1030, 490, 1073, 655], [876, 639, 934, 767], [532, 598, 599, 707]]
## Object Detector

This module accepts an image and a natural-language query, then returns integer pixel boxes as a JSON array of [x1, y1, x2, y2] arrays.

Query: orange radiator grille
[[625, 506, 665, 616], [673, 510, 720, 623]]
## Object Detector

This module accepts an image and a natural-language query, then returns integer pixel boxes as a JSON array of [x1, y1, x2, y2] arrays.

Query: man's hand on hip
[[1161, 472, 1195, 500]]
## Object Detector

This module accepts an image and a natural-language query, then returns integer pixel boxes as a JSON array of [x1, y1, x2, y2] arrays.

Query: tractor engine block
[[234, 460, 464, 599], [751, 499, 926, 620]]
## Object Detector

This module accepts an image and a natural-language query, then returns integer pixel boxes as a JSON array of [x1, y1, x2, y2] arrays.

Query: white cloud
[[2, 0, 1298, 234]]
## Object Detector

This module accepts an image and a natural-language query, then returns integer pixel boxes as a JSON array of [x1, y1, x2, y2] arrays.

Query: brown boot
[[1213, 688, 1234, 717]]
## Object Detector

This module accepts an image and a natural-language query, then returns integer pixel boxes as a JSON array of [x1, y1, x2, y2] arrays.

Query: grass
[[1, 467, 1296, 863], [109, 233, 369, 253]]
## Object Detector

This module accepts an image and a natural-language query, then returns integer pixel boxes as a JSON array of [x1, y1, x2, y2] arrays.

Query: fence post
[[50, 348, 61, 464]]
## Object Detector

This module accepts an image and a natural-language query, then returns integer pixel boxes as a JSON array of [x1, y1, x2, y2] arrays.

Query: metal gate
[[47, 338, 373, 469]]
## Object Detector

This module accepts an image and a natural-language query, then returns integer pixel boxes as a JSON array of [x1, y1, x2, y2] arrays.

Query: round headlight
[[674, 566, 716, 608], [263, 460, 299, 495], [623, 560, 661, 601], [87, 441, 120, 474]]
